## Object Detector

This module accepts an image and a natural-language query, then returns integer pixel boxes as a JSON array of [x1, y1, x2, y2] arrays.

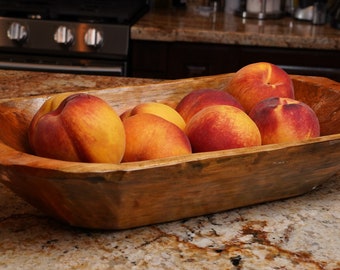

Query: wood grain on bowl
[[0, 74, 339, 229]]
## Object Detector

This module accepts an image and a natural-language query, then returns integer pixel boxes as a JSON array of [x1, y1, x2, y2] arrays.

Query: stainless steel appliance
[[329, 0, 340, 29], [0, 0, 149, 76], [293, 0, 339, 26]]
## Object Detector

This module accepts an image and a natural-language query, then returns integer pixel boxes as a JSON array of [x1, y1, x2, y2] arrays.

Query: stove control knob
[[7, 22, 28, 42], [54, 26, 74, 46], [84, 28, 103, 48]]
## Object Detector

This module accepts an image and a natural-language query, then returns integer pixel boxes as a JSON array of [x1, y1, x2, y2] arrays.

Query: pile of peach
[[28, 62, 320, 164]]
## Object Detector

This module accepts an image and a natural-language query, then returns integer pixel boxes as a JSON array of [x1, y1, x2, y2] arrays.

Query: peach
[[249, 97, 320, 145], [29, 93, 126, 163], [185, 105, 261, 153], [176, 88, 244, 123], [122, 113, 191, 162], [224, 62, 295, 113], [127, 102, 186, 130], [120, 108, 133, 122], [29, 92, 74, 130]]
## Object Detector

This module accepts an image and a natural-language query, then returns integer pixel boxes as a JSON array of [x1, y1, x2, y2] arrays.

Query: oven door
[[0, 53, 127, 76]]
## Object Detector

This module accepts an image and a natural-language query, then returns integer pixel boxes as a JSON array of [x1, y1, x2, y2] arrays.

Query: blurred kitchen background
[[155, 0, 339, 27], [134, 0, 340, 81], [0, 0, 339, 81]]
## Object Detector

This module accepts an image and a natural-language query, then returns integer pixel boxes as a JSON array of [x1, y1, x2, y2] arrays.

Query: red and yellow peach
[[224, 62, 295, 113], [122, 113, 191, 162], [249, 97, 320, 144], [176, 88, 244, 123], [185, 105, 262, 152], [29, 93, 126, 163]]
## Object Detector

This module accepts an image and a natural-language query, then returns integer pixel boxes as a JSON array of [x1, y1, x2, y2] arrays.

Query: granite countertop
[[0, 70, 160, 98], [0, 70, 339, 269], [131, 8, 340, 50]]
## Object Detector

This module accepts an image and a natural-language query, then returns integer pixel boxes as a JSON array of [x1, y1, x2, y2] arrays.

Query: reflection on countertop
[[131, 8, 340, 50]]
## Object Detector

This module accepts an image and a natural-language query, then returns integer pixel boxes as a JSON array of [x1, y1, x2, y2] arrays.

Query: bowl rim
[[1, 73, 339, 174], [1, 133, 340, 174]]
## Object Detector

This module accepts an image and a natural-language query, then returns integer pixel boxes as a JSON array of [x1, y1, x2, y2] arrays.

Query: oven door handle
[[0, 61, 125, 76]]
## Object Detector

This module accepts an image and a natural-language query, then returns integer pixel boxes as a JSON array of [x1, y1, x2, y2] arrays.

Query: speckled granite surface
[[131, 8, 340, 50], [0, 70, 160, 98], [0, 175, 339, 270], [0, 70, 339, 269]]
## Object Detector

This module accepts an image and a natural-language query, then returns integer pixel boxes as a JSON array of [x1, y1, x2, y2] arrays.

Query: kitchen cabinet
[[130, 41, 169, 78], [131, 40, 340, 81]]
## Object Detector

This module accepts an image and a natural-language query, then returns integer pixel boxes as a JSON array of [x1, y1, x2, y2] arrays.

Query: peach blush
[[176, 88, 244, 123], [29, 93, 126, 163], [185, 105, 261, 153], [224, 62, 294, 113], [249, 97, 320, 144]]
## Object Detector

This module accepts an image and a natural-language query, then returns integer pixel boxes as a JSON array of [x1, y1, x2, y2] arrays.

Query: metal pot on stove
[[235, 0, 285, 19], [293, 0, 339, 26]]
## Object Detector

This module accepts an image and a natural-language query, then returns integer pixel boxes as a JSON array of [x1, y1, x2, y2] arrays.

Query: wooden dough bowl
[[0, 74, 339, 230]]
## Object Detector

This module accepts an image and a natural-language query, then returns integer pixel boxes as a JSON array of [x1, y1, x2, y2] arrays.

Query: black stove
[[0, 0, 149, 76], [0, 1, 149, 23]]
